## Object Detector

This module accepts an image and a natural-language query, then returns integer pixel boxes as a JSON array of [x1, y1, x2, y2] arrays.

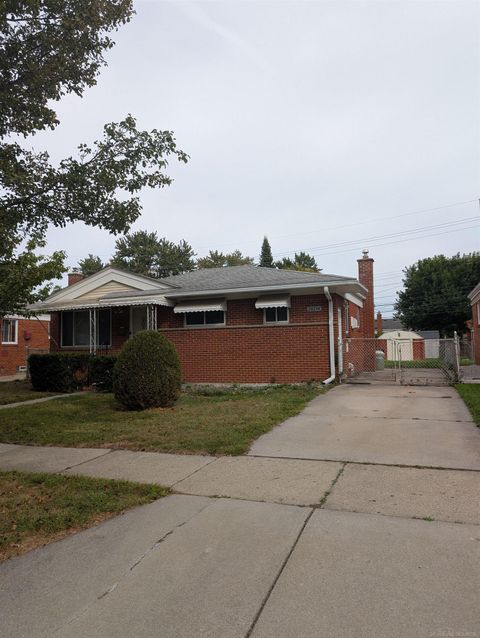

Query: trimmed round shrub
[[112, 331, 181, 410]]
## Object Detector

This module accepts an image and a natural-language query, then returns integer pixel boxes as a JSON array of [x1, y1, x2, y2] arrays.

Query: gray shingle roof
[[377, 318, 404, 331], [417, 330, 440, 340], [160, 265, 354, 295]]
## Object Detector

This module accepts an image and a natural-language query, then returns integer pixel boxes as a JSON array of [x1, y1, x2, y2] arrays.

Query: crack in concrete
[[317, 462, 347, 509], [170, 456, 220, 488], [60, 448, 114, 472], [248, 454, 480, 473], [244, 464, 348, 637], [51, 498, 214, 635], [244, 507, 314, 638], [336, 414, 473, 423]]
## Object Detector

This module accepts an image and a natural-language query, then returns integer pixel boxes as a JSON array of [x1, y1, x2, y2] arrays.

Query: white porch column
[[89, 309, 97, 354], [146, 304, 157, 331]]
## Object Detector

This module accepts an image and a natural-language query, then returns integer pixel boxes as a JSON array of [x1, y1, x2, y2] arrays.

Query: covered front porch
[[48, 302, 166, 354]]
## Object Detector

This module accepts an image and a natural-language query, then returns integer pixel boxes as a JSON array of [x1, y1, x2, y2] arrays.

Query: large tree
[[110, 230, 195, 278], [0, 1, 188, 315], [276, 251, 319, 272], [395, 253, 480, 336], [196, 250, 253, 269]]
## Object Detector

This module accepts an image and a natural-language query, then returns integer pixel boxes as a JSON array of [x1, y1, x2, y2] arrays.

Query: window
[[1, 319, 18, 344], [185, 310, 225, 326], [264, 307, 289, 323], [61, 310, 111, 347]]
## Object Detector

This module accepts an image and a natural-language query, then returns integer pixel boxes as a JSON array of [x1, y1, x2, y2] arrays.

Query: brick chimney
[[357, 250, 375, 338], [376, 311, 383, 336], [67, 270, 84, 286]]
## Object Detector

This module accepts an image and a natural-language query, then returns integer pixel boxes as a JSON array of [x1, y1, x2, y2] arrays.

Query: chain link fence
[[342, 336, 460, 385]]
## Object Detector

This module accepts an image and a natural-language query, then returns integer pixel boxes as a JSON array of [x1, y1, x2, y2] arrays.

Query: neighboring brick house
[[468, 282, 480, 364], [29, 254, 375, 384], [0, 315, 50, 376]]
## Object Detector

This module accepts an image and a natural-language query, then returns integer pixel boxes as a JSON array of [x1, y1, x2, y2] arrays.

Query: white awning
[[342, 293, 364, 308], [173, 299, 227, 314], [255, 295, 291, 310], [28, 297, 172, 312]]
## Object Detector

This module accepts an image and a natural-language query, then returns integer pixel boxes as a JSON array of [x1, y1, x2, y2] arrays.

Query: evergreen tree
[[259, 237, 274, 268], [78, 254, 104, 277]]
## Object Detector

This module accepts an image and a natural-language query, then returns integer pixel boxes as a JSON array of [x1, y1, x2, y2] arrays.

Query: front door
[[130, 306, 147, 337]]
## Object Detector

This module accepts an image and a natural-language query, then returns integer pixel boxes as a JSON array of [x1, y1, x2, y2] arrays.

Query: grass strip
[[0, 470, 168, 562], [455, 384, 480, 426]]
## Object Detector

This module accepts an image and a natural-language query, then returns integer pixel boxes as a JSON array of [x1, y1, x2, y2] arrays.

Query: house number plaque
[[306, 305, 322, 312]]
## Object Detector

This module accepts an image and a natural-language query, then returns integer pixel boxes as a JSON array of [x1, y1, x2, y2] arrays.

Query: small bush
[[29, 353, 90, 392], [90, 355, 117, 393], [113, 331, 181, 410]]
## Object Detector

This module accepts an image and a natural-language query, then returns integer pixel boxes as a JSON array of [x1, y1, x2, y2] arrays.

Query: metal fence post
[[453, 331, 460, 382]]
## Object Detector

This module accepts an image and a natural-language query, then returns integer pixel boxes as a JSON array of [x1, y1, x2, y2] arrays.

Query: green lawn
[[0, 380, 58, 405], [455, 384, 480, 426], [384, 359, 443, 369], [0, 471, 167, 562], [0, 385, 321, 455]]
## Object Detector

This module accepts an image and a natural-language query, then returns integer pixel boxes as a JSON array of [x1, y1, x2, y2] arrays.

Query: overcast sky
[[31, 0, 479, 316]]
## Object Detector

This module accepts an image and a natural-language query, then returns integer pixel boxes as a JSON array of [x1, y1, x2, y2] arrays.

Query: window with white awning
[[173, 300, 227, 314], [174, 300, 227, 327], [254, 296, 291, 310]]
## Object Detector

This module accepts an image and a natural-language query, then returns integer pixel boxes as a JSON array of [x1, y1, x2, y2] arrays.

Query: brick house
[[468, 282, 480, 364], [0, 315, 50, 376], [29, 253, 375, 384]]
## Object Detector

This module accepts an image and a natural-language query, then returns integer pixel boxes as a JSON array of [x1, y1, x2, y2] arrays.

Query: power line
[[307, 223, 480, 258], [272, 216, 479, 258], [194, 197, 479, 253]]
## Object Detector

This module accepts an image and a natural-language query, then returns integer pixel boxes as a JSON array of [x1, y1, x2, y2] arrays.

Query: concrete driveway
[[1, 382, 479, 637], [249, 384, 480, 469]]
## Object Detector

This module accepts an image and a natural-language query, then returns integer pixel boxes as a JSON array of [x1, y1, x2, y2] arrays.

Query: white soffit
[[343, 293, 364, 308], [255, 295, 291, 309], [173, 300, 227, 314]]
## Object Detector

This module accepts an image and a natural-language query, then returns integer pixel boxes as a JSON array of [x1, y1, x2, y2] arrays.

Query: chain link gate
[[341, 335, 460, 386]]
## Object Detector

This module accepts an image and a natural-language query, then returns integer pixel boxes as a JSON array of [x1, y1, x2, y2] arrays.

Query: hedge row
[[28, 353, 117, 393]]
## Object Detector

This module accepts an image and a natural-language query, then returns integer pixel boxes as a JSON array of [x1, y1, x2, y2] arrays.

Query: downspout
[[323, 286, 336, 384]]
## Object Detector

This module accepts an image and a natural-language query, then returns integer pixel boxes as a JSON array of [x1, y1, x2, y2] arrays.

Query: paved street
[[1, 383, 479, 637]]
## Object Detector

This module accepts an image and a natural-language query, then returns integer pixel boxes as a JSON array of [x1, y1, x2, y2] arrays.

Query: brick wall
[[471, 299, 480, 364], [0, 317, 50, 376], [357, 254, 375, 338], [49, 294, 340, 383], [159, 294, 331, 383]]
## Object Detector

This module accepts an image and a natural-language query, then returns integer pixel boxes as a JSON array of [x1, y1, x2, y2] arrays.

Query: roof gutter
[[323, 286, 336, 385]]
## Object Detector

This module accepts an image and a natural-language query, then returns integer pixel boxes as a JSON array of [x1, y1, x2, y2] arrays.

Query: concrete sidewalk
[[1, 492, 478, 638], [1, 381, 480, 637], [1, 441, 479, 523]]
